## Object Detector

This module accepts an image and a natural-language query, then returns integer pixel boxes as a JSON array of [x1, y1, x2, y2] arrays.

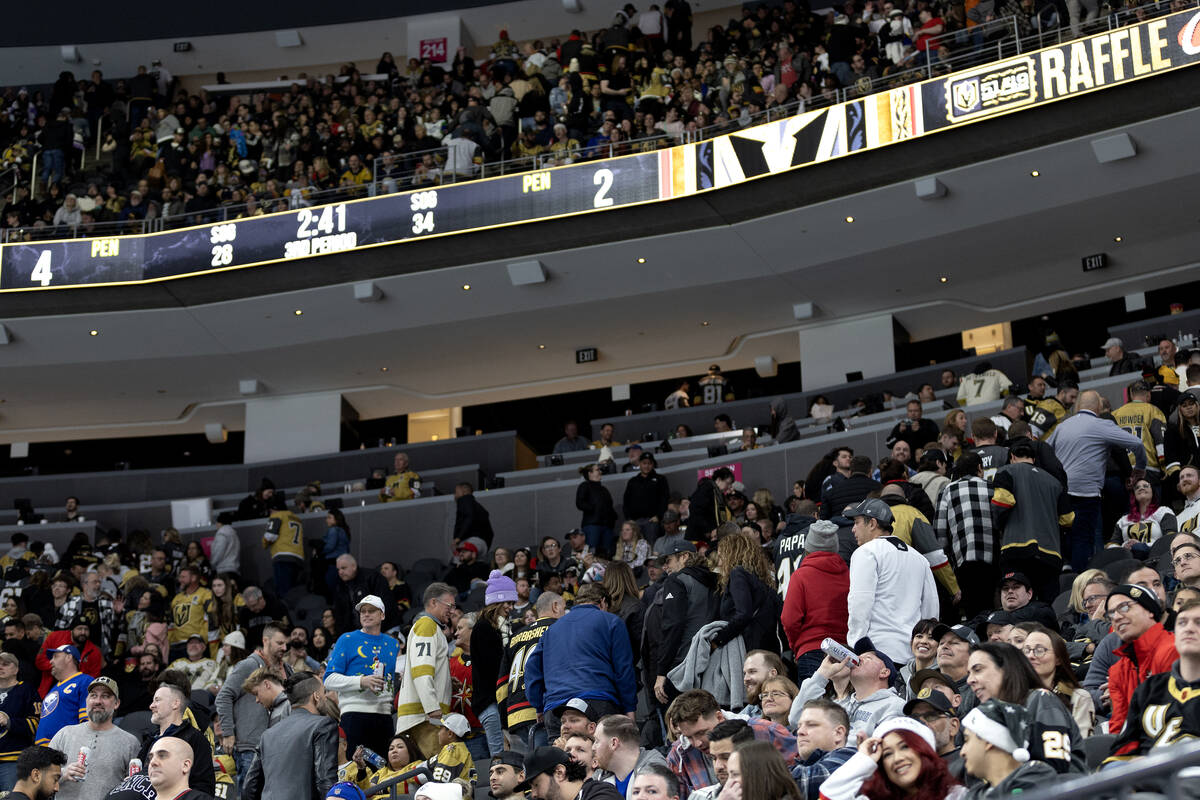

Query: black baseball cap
[[909, 668, 959, 696], [904, 686, 955, 717], [1000, 572, 1032, 590], [554, 698, 600, 722], [513, 747, 571, 791], [491, 751, 524, 769], [666, 541, 697, 554]]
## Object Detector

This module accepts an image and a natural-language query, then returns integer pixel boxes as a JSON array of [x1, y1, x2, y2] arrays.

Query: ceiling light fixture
[[637, 257, 646, 264], [939, 276, 949, 283], [293, 309, 303, 316], [89, 330, 99, 336], [1114, 235, 1124, 243], [844, 215, 855, 223], [462, 284, 471, 291], [701, 321, 710, 327], [538, 344, 546, 350], [380, 367, 389, 372], [1030, 170, 1040, 177]]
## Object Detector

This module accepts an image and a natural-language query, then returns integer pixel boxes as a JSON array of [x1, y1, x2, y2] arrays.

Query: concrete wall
[[0, 432, 519, 507], [798, 314, 897, 391], [243, 393, 344, 464]]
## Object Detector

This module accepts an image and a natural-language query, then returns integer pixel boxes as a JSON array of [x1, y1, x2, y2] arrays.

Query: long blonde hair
[[716, 533, 775, 591]]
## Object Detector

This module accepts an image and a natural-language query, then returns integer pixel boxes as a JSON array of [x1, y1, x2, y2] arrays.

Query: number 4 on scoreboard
[[31, 250, 52, 286]]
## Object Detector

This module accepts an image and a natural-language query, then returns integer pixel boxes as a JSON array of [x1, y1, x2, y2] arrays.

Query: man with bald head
[[1048, 389, 1146, 570], [148, 737, 208, 800], [332, 554, 397, 632]]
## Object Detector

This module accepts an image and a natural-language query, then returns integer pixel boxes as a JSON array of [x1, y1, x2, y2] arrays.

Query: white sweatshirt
[[846, 536, 939, 663]]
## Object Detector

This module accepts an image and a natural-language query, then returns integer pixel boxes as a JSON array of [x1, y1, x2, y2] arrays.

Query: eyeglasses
[[1082, 594, 1107, 608], [1174, 552, 1200, 567], [1021, 645, 1050, 659], [912, 711, 949, 724], [1105, 601, 1137, 623], [760, 690, 793, 701], [438, 599, 457, 610]]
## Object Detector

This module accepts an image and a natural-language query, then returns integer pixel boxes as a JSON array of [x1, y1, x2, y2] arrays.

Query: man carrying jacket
[[647, 543, 718, 706], [242, 673, 338, 800]]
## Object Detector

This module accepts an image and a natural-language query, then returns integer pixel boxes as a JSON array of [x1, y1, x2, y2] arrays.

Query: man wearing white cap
[[323, 594, 400, 755], [961, 700, 1061, 797]]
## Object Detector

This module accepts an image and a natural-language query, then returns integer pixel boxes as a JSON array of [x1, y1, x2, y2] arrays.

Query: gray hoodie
[[770, 397, 799, 443], [791, 672, 905, 739]]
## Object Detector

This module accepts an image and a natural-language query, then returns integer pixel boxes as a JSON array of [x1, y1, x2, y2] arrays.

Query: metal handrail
[[2, 216, 154, 243], [0, 166, 19, 203], [1015, 739, 1200, 800], [11, 0, 1195, 244]]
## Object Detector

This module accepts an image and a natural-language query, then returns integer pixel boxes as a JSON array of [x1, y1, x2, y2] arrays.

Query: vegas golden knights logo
[[952, 79, 980, 114]]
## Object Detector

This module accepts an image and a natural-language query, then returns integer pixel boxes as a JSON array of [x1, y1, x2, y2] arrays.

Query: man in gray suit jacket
[[242, 673, 338, 800]]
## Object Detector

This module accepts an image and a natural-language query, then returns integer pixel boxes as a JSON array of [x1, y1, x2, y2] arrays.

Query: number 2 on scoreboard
[[31, 250, 52, 286], [593, 169, 614, 208]]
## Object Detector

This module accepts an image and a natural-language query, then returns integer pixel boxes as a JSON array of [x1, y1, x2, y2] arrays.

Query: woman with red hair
[[1110, 478, 1176, 549], [820, 718, 964, 800]]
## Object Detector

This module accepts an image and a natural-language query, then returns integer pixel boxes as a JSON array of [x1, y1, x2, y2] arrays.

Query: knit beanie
[[962, 700, 1031, 762], [805, 520, 840, 553], [1108, 583, 1162, 619], [485, 570, 518, 605]]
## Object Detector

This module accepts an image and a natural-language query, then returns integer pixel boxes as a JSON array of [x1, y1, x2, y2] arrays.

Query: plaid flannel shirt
[[792, 746, 857, 800], [667, 717, 798, 798], [934, 476, 995, 566], [56, 593, 118, 656]]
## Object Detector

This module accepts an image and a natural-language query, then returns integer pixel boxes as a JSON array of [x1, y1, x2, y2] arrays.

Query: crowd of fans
[[0, 330, 1196, 800], [4, 0, 1182, 242]]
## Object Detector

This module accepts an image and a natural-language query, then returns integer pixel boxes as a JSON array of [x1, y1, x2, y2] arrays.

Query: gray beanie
[[805, 520, 840, 553]]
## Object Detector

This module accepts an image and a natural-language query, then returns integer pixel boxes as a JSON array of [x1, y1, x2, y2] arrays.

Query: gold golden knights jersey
[[264, 510, 305, 560], [1114, 401, 1167, 472]]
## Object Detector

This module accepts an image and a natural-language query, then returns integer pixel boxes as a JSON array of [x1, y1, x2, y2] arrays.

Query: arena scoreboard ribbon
[[3, 7, 1199, 292]]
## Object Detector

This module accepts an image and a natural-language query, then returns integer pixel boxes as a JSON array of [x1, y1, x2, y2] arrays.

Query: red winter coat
[[35, 631, 104, 697], [1109, 622, 1177, 734], [781, 550, 850, 657]]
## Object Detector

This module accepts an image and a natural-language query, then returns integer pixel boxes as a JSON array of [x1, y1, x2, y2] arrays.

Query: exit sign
[[1081, 253, 1108, 272], [576, 347, 598, 364]]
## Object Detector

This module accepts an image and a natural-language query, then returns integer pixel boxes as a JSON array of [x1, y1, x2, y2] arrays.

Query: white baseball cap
[[437, 713, 471, 738], [355, 595, 386, 613]]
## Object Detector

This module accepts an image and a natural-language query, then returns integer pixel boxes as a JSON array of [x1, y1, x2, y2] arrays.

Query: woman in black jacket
[[470, 572, 516, 758], [1166, 392, 1200, 475], [687, 467, 734, 542], [576, 464, 617, 556], [709, 531, 781, 654]]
